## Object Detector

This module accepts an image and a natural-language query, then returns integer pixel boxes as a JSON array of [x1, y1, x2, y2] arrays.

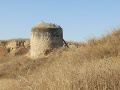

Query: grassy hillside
[[0, 29, 120, 90]]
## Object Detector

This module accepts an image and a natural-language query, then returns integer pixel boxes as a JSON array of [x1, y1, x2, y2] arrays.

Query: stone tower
[[30, 22, 63, 59]]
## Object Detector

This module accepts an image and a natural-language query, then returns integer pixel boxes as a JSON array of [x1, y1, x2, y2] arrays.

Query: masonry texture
[[30, 22, 63, 59], [0, 39, 81, 57]]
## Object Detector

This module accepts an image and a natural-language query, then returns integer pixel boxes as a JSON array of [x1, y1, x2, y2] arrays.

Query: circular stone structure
[[30, 22, 63, 59]]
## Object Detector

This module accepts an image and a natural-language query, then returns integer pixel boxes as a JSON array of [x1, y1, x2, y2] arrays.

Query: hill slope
[[0, 29, 120, 90]]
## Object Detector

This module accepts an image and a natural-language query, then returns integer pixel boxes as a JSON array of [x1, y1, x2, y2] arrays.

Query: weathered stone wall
[[30, 22, 63, 59], [0, 39, 30, 56], [0, 39, 83, 56]]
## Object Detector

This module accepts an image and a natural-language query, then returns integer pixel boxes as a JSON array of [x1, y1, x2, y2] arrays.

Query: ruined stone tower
[[30, 22, 63, 59]]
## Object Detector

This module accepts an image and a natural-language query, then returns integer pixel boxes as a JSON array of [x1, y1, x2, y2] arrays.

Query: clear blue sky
[[0, 0, 120, 42]]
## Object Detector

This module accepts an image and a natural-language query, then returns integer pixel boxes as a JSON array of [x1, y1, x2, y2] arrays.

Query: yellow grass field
[[0, 29, 120, 90]]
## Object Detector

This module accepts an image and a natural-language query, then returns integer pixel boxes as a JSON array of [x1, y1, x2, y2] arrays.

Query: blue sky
[[0, 0, 120, 42]]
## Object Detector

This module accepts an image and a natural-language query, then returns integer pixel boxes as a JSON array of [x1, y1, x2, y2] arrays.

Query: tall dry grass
[[0, 29, 120, 90]]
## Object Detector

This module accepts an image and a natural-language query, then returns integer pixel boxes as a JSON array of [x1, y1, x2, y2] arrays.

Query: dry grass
[[0, 29, 120, 90]]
